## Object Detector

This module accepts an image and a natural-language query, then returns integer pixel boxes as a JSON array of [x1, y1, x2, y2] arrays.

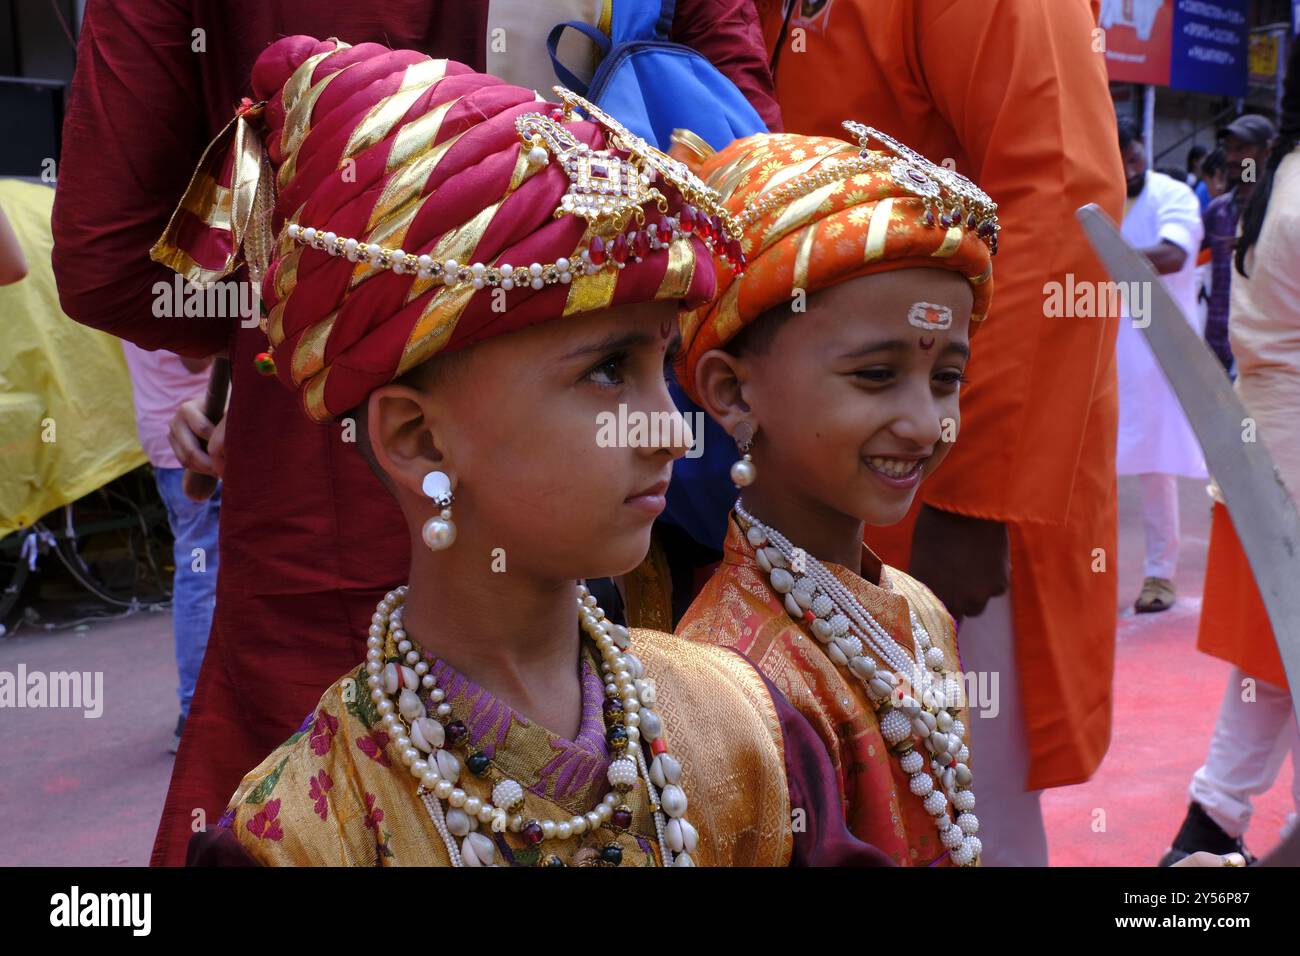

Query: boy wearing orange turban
[[674, 126, 997, 865], [155, 35, 886, 867]]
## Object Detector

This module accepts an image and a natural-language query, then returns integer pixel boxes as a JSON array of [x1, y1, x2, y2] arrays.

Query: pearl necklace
[[734, 501, 983, 866], [365, 584, 698, 867]]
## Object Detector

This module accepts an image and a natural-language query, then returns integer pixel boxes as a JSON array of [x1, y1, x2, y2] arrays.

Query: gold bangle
[[670, 128, 715, 163]]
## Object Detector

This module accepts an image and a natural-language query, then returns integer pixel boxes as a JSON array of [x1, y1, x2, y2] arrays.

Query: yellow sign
[[1249, 31, 1281, 83]]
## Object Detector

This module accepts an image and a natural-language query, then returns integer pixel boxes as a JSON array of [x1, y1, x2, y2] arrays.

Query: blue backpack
[[546, 1, 764, 554], [546, 0, 767, 152], [549, 0, 770, 560]]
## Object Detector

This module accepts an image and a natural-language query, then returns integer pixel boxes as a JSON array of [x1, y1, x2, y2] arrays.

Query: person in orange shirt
[[753, 0, 1125, 863], [675, 126, 998, 865]]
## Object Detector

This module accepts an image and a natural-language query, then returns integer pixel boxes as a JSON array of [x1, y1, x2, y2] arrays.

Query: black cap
[[1217, 114, 1277, 145]]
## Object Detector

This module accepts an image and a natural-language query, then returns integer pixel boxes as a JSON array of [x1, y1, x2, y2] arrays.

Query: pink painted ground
[[0, 478, 1293, 865], [1044, 477, 1295, 865]]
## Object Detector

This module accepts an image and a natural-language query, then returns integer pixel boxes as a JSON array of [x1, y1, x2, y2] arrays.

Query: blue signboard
[[1170, 0, 1248, 97]]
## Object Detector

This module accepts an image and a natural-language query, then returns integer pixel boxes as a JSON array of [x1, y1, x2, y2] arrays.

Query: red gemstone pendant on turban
[[149, 35, 740, 424]]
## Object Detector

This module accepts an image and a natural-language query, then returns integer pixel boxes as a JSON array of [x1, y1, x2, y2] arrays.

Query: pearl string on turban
[[151, 35, 740, 423]]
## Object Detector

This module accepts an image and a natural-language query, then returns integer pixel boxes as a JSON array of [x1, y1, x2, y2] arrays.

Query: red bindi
[[920, 335, 935, 351]]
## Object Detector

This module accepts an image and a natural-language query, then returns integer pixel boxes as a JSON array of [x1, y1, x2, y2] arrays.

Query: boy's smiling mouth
[[864, 454, 927, 486]]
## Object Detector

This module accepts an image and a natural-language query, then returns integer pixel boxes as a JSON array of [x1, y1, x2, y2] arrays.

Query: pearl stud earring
[[730, 422, 757, 488], [421, 471, 457, 551]]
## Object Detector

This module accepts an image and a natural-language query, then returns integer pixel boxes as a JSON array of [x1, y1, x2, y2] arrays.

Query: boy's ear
[[693, 348, 753, 434], [367, 383, 451, 500]]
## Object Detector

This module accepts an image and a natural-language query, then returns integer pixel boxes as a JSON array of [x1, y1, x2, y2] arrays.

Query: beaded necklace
[[366, 584, 698, 866], [735, 501, 983, 865]]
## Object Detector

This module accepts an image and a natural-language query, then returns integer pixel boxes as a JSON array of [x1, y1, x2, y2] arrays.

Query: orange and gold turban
[[675, 124, 998, 405], [151, 35, 740, 423]]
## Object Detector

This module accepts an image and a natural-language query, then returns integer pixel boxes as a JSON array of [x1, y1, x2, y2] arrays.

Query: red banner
[[1102, 0, 1174, 86]]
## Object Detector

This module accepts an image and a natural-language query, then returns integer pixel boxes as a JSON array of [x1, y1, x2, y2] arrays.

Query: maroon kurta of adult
[[50, 0, 780, 867]]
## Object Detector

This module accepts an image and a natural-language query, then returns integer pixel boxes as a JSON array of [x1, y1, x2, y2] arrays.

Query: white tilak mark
[[907, 301, 953, 330]]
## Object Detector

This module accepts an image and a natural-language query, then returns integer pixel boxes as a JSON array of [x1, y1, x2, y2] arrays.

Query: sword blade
[[1077, 203, 1300, 718]]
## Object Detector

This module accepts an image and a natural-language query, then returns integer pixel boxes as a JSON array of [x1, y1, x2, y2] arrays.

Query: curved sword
[[1077, 203, 1300, 721]]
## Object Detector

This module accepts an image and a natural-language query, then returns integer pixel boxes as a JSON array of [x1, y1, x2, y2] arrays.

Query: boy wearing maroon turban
[[158, 36, 883, 867]]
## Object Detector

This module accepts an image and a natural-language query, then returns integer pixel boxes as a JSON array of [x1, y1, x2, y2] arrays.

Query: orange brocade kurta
[[755, 0, 1125, 788], [677, 516, 967, 865]]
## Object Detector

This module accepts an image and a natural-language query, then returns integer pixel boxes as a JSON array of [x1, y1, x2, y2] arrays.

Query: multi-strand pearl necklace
[[734, 501, 983, 866], [364, 584, 698, 867]]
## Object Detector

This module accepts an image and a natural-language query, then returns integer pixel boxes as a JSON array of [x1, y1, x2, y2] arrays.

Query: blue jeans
[[153, 467, 221, 719]]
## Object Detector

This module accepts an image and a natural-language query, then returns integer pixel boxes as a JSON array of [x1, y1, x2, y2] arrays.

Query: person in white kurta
[[1228, 150, 1300, 504], [1163, 143, 1300, 865], [1193, 146, 1300, 837], [1117, 165, 1207, 609]]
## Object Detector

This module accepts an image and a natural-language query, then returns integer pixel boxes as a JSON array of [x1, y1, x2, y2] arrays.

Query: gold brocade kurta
[[677, 514, 967, 866], [201, 630, 794, 866]]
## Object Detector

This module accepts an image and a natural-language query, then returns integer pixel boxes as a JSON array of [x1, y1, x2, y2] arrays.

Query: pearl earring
[[730, 422, 757, 488], [421, 471, 457, 551]]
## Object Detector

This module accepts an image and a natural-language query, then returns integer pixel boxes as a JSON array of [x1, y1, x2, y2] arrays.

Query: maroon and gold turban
[[151, 35, 739, 422], [675, 125, 998, 405]]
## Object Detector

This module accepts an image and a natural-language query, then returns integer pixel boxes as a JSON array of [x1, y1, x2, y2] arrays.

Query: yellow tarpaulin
[[0, 179, 145, 538]]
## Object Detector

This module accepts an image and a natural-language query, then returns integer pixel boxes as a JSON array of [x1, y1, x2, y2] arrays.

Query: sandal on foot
[[1135, 576, 1176, 613]]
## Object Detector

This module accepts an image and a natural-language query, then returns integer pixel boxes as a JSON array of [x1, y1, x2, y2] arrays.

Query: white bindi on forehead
[[906, 302, 953, 331]]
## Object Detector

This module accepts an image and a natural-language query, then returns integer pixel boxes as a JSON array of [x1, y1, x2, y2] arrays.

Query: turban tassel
[[150, 99, 277, 289]]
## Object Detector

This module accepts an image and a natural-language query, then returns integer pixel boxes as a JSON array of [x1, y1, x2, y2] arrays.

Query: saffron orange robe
[[677, 516, 968, 865], [188, 630, 892, 866], [755, 0, 1125, 788], [1198, 505, 1287, 689]]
